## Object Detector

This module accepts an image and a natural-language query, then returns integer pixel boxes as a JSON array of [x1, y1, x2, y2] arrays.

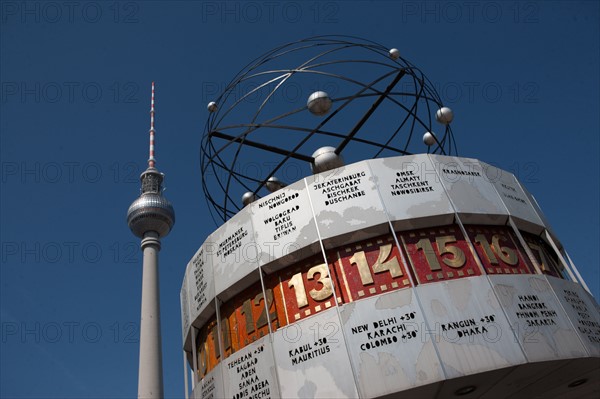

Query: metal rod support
[[335, 69, 406, 155], [209, 131, 314, 163]]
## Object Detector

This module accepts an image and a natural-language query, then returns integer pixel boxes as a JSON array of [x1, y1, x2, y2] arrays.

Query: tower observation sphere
[[127, 168, 175, 238]]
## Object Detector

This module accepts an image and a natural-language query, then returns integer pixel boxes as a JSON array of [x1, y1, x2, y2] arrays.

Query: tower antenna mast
[[149, 81, 156, 168]]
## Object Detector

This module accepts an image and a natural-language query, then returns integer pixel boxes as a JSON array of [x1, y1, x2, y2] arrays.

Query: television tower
[[127, 82, 175, 398]]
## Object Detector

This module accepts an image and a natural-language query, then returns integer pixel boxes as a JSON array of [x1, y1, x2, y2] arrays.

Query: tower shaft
[[138, 232, 163, 399]]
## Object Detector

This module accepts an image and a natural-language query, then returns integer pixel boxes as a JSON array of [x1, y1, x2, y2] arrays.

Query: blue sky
[[1, 1, 598, 398]]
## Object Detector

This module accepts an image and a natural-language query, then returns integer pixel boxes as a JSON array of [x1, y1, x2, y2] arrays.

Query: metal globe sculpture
[[201, 35, 457, 223]]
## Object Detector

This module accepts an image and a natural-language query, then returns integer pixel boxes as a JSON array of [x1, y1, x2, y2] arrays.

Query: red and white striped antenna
[[148, 81, 156, 168]]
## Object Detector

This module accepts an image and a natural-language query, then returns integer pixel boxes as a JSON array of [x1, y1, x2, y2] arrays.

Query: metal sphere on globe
[[435, 107, 454, 125], [207, 101, 218, 113], [307, 91, 332, 116], [389, 48, 400, 60], [127, 194, 175, 238], [423, 132, 437, 147], [242, 192, 256, 206], [266, 176, 285, 193], [311, 146, 344, 174]]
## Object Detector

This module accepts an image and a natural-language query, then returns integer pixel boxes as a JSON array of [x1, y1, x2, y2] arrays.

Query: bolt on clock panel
[[504, 359, 600, 399]]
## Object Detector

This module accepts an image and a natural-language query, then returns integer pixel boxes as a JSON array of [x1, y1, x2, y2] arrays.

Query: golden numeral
[[435, 235, 466, 268], [307, 263, 334, 301], [349, 251, 373, 285], [240, 299, 255, 334], [527, 242, 558, 273], [288, 272, 308, 308], [474, 233, 498, 265], [414, 238, 441, 271], [412, 234, 466, 271], [350, 244, 403, 286], [220, 317, 231, 351], [198, 339, 208, 377], [492, 234, 518, 265], [240, 289, 277, 334], [288, 264, 334, 308], [372, 244, 403, 278], [210, 323, 220, 359], [255, 289, 277, 329]]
